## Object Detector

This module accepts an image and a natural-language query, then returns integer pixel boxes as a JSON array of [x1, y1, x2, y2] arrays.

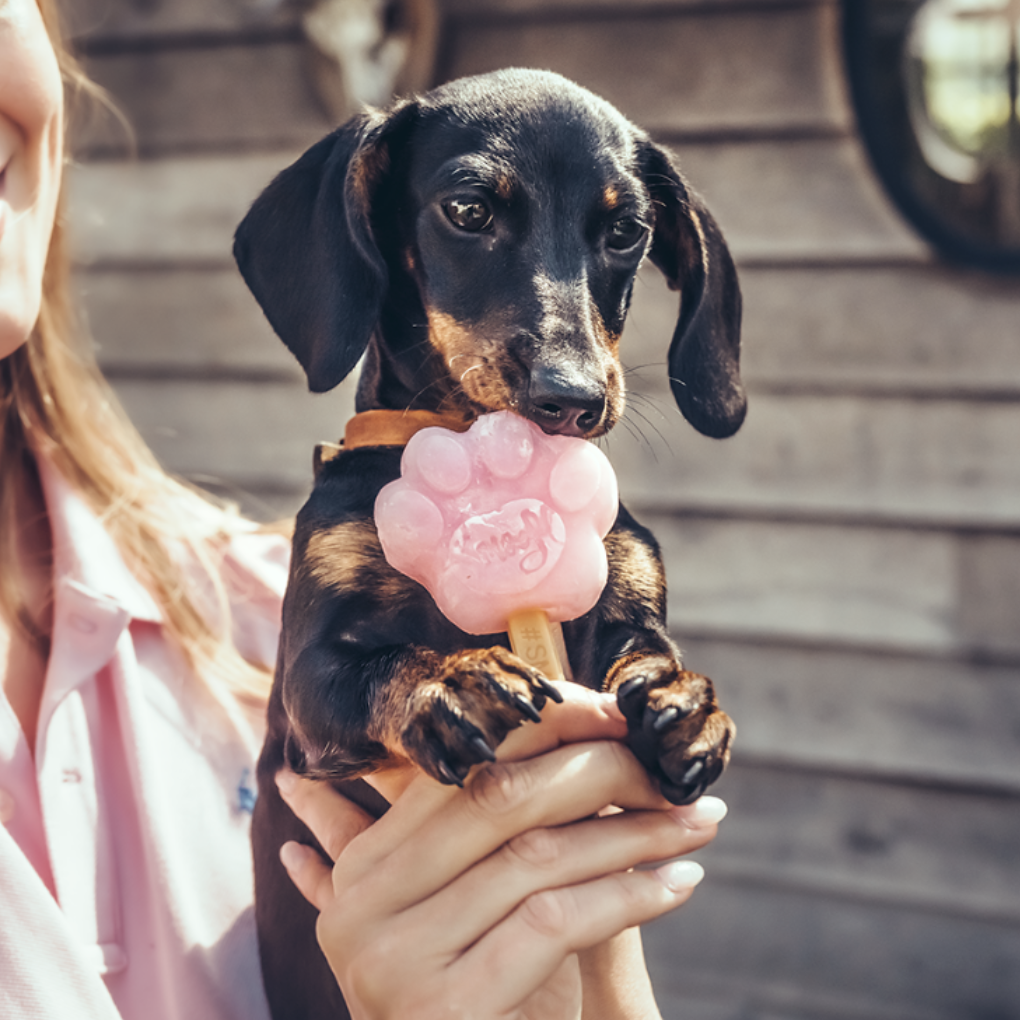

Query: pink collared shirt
[[0, 459, 289, 1020]]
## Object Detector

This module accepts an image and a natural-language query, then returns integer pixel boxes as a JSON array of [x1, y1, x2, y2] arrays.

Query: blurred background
[[63, 1, 1020, 1017]]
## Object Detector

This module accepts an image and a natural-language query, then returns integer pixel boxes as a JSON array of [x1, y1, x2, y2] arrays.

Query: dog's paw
[[611, 655, 734, 805], [399, 647, 562, 786]]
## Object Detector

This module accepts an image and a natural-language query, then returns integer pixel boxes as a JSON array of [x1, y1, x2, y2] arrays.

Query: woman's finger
[[411, 797, 724, 952], [364, 684, 627, 804], [334, 737, 670, 921], [341, 683, 630, 883], [276, 770, 375, 861], [390, 802, 723, 956], [279, 840, 336, 912], [494, 684, 627, 759], [276, 684, 632, 916], [456, 864, 704, 1015]]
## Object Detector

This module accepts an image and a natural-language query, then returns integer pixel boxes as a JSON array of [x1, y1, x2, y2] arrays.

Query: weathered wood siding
[[67, 2, 1020, 1018]]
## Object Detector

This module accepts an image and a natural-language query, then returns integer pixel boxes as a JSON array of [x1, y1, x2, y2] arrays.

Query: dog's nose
[[526, 365, 606, 437]]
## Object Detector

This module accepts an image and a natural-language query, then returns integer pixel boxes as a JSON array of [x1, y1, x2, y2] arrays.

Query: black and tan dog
[[234, 68, 745, 1019]]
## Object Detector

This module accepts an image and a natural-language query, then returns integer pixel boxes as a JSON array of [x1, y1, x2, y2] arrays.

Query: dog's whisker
[[403, 335, 438, 355], [625, 405, 672, 456], [615, 413, 648, 448], [624, 403, 673, 461], [405, 375, 453, 407], [603, 415, 663, 468], [622, 360, 667, 379], [448, 351, 486, 364], [626, 388, 672, 420], [627, 390, 672, 423]]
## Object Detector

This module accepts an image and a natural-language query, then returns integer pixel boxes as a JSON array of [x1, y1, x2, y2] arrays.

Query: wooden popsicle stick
[[506, 609, 573, 682]]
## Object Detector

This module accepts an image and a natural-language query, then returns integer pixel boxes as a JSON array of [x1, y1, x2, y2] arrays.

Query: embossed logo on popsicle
[[375, 411, 618, 635], [450, 499, 566, 594]]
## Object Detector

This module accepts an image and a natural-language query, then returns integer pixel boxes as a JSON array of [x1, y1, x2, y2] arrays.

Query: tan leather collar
[[342, 409, 474, 450]]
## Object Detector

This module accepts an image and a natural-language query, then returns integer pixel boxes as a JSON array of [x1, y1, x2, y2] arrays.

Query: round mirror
[[844, 0, 1020, 271]]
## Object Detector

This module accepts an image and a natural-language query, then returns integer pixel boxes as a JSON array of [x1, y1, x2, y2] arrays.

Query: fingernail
[[669, 795, 728, 829], [655, 859, 705, 892], [279, 840, 306, 873], [275, 769, 298, 797]]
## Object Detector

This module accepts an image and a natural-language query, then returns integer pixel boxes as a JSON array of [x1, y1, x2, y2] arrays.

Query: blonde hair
[[0, 0, 276, 705]]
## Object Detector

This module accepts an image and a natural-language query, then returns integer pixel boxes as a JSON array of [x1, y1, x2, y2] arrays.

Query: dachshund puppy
[[234, 68, 745, 1020]]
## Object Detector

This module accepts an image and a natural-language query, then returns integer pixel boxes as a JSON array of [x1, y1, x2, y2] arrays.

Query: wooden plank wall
[[66, 1, 1020, 1018]]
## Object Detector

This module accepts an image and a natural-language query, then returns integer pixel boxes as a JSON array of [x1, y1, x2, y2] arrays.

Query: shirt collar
[[36, 455, 163, 626]]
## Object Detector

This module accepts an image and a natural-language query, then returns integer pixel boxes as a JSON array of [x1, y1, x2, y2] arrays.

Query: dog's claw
[[652, 705, 681, 733], [537, 677, 564, 703], [513, 693, 543, 724], [659, 780, 684, 803], [437, 759, 465, 787], [704, 756, 725, 786], [660, 779, 705, 806], [660, 757, 710, 805], [469, 734, 497, 763], [617, 676, 647, 702]]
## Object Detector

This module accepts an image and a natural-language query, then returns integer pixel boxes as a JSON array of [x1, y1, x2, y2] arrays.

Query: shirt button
[[81, 944, 128, 975], [101, 944, 128, 975], [0, 788, 15, 824]]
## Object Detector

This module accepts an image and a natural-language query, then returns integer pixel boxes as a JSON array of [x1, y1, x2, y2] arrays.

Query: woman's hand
[[276, 684, 725, 1020]]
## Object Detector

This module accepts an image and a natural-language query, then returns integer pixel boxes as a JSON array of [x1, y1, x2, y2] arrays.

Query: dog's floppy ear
[[638, 141, 746, 439], [233, 102, 417, 392]]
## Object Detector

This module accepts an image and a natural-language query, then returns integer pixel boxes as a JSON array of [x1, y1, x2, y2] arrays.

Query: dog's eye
[[605, 217, 646, 251], [443, 198, 494, 233]]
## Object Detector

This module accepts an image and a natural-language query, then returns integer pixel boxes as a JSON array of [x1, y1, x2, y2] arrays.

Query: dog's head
[[234, 68, 745, 439]]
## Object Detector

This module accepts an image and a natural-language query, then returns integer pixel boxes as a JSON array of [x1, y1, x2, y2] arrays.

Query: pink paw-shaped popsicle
[[375, 411, 618, 636]]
